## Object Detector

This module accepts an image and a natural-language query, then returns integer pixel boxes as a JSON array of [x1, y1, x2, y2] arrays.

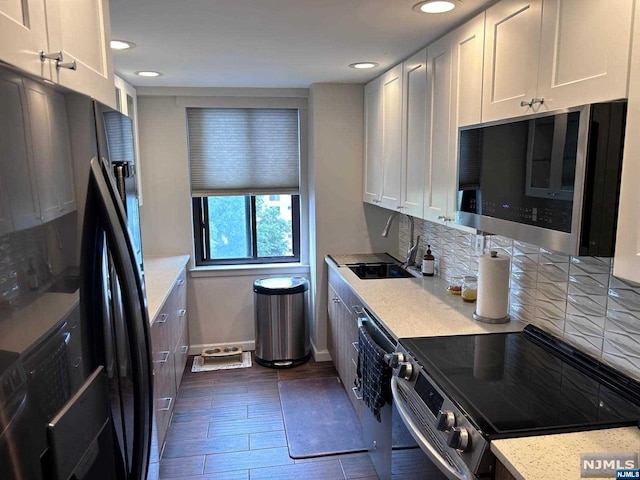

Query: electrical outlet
[[474, 234, 486, 256]]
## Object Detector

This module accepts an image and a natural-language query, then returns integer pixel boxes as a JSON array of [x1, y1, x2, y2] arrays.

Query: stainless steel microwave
[[456, 102, 627, 256]]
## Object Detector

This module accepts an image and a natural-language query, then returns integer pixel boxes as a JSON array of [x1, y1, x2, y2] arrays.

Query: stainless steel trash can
[[253, 277, 310, 368]]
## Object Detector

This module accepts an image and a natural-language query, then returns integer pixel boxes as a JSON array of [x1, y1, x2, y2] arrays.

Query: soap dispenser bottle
[[421, 245, 435, 277]]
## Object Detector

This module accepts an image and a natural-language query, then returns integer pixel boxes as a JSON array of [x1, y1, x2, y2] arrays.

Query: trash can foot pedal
[[201, 345, 243, 363]]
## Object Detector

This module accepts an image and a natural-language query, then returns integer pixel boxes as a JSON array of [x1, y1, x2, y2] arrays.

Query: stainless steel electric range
[[389, 325, 640, 479]]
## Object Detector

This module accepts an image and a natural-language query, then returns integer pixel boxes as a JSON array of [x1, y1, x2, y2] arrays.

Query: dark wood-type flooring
[[153, 354, 445, 479]]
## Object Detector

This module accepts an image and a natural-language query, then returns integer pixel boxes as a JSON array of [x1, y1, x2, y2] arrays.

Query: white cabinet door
[[424, 35, 452, 224], [613, 2, 640, 283], [482, 0, 542, 122], [0, 70, 41, 231], [364, 77, 383, 205], [379, 64, 403, 211], [24, 79, 76, 222], [45, 0, 115, 108], [537, 0, 633, 111], [451, 13, 485, 128], [0, 0, 50, 79], [401, 49, 427, 219]]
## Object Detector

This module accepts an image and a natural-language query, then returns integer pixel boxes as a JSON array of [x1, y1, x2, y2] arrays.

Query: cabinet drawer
[[174, 323, 189, 390], [153, 345, 176, 447]]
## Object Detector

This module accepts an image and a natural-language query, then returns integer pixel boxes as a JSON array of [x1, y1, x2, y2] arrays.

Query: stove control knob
[[436, 410, 456, 432], [446, 427, 470, 452], [397, 362, 414, 381], [383, 352, 404, 368]]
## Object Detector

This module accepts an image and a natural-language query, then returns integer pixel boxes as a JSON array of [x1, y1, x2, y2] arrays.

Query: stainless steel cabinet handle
[[158, 351, 170, 363], [520, 99, 533, 107], [180, 346, 188, 354], [351, 386, 363, 400], [396, 205, 404, 210], [40, 50, 62, 62], [352, 305, 364, 316], [178, 309, 187, 316], [437, 215, 445, 220], [73, 358, 81, 368], [532, 97, 544, 105], [157, 313, 168, 324], [158, 397, 172, 412], [177, 279, 185, 286], [57, 60, 77, 71], [352, 341, 359, 353], [352, 358, 358, 369]]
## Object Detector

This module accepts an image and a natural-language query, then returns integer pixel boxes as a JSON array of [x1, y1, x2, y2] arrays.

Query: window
[[188, 108, 301, 265]]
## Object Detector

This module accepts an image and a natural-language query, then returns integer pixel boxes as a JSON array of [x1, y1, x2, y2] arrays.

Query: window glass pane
[[207, 196, 250, 259], [256, 195, 293, 258]]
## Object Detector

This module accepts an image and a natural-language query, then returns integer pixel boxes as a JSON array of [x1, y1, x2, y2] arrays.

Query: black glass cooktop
[[400, 325, 640, 438]]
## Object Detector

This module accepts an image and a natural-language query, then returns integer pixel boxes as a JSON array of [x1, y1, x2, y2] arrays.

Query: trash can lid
[[253, 277, 309, 295]]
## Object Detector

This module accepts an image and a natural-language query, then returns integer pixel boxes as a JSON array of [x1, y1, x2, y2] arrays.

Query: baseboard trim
[[311, 340, 332, 363]]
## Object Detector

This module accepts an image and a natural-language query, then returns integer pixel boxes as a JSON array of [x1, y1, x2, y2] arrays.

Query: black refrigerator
[[0, 62, 152, 480]]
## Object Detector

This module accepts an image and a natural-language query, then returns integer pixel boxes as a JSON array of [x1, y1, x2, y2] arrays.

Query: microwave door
[[80, 157, 152, 480]]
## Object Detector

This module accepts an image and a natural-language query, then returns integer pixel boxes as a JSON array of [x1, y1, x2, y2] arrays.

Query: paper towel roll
[[476, 251, 510, 322]]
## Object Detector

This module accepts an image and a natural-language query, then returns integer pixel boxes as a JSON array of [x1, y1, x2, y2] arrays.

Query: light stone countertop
[[326, 258, 524, 339], [327, 256, 640, 480], [491, 427, 640, 480], [0, 292, 79, 355], [143, 255, 190, 324]]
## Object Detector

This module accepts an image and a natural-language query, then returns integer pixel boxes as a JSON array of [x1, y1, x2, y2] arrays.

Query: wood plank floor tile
[[203, 447, 294, 474], [249, 430, 287, 450], [249, 459, 346, 479], [163, 422, 209, 443], [206, 415, 284, 437], [171, 405, 247, 424], [247, 402, 282, 418], [340, 452, 379, 479], [162, 434, 249, 459], [159, 456, 205, 478]]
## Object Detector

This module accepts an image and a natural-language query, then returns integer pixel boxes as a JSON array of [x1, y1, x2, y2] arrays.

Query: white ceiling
[[109, 0, 496, 89]]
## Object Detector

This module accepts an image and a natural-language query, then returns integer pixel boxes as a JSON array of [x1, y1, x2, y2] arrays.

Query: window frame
[[192, 194, 301, 266]]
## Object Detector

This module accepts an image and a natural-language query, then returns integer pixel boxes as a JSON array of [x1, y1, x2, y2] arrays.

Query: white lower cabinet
[[327, 267, 362, 418], [151, 267, 189, 449]]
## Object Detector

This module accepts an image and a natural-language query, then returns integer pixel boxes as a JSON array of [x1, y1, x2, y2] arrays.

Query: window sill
[[189, 263, 311, 278]]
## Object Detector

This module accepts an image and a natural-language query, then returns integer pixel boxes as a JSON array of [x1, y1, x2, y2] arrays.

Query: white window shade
[[187, 108, 300, 196]]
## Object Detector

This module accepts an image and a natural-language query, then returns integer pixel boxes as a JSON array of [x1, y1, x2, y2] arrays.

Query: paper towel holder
[[473, 311, 510, 324], [474, 250, 510, 324]]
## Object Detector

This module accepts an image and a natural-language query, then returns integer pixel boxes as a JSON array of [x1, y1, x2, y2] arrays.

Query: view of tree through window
[[205, 195, 295, 261]]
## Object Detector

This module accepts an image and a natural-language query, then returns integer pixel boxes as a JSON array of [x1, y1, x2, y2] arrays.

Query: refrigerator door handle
[[81, 156, 152, 480]]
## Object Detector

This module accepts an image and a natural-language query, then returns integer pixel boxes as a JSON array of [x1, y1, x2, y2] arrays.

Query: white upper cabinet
[[363, 64, 403, 210], [613, 1, 640, 283], [400, 49, 427, 218], [424, 35, 453, 224], [482, 0, 542, 122], [0, 0, 50, 79], [0, 0, 115, 108], [45, 0, 115, 108], [451, 13, 485, 128], [379, 65, 404, 211], [537, 0, 633, 111], [483, 0, 634, 122], [364, 77, 384, 205]]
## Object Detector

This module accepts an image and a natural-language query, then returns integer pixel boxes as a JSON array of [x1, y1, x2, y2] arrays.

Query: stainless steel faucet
[[381, 212, 421, 268]]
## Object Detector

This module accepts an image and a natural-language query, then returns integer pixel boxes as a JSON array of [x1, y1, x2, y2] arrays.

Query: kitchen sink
[[348, 263, 413, 280]]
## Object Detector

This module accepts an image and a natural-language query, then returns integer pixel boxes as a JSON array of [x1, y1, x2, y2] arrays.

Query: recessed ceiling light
[[135, 71, 162, 77], [110, 40, 136, 51], [413, 0, 461, 14], [349, 62, 379, 70]]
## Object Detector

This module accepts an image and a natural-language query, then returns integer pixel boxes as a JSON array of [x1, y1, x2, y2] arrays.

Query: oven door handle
[[391, 376, 472, 480]]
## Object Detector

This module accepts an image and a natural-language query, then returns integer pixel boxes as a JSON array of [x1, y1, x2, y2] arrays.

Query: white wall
[[307, 83, 397, 359], [136, 86, 396, 357]]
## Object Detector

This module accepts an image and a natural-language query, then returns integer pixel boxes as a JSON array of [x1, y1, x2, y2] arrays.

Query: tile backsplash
[[399, 217, 640, 381]]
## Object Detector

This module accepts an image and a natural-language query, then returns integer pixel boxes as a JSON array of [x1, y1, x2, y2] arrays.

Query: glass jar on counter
[[447, 276, 463, 295], [461, 275, 478, 302]]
